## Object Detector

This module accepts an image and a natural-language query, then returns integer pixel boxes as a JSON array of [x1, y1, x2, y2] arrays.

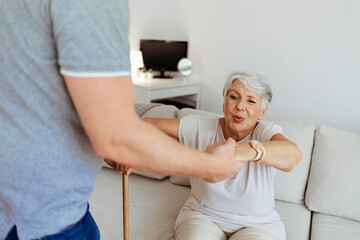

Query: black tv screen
[[140, 39, 188, 78]]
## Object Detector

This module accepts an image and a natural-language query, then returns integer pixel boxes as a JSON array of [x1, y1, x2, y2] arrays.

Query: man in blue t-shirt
[[0, 1, 241, 239]]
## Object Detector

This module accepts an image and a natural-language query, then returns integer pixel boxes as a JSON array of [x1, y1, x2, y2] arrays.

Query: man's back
[[0, 0, 130, 238]]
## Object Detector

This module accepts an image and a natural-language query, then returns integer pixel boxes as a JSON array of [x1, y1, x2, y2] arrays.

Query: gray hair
[[222, 72, 272, 110]]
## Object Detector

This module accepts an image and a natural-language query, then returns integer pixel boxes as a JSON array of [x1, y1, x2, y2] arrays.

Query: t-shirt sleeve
[[253, 121, 284, 142], [51, 0, 131, 77], [178, 115, 199, 148], [178, 115, 219, 152]]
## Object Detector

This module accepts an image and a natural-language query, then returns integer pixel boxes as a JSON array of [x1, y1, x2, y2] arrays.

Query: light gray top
[[175, 115, 286, 239], [0, 0, 130, 239]]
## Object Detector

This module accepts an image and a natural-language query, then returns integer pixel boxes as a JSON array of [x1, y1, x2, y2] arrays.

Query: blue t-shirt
[[0, 0, 130, 239]]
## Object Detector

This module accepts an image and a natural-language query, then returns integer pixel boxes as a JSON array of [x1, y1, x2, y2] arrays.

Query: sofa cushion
[[170, 176, 191, 186], [89, 168, 124, 239], [274, 200, 311, 240], [141, 104, 179, 119], [90, 168, 313, 240], [310, 213, 360, 240], [135, 103, 163, 117], [89, 168, 191, 240], [305, 126, 360, 222], [274, 121, 315, 204]]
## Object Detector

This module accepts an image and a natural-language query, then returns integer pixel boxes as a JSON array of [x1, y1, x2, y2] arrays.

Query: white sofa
[[89, 104, 360, 240]]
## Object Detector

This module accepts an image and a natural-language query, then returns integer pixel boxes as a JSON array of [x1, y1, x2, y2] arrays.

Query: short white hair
[[222, 72, 272, 110]]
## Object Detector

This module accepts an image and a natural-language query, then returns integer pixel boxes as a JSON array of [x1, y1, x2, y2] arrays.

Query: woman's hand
[[104, 159, 136, 175]]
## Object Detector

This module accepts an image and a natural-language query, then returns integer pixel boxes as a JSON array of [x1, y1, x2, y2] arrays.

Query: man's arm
[[64, 75, 242, 182]]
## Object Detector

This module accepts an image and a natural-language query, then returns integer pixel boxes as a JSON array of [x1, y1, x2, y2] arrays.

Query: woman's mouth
[[233, 115, 244, 123]]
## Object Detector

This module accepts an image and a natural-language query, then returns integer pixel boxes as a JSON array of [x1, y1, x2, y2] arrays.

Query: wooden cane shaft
[[123, 173, 129, 240]]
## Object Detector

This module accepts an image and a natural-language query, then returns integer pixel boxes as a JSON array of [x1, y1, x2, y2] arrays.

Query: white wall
[[129, 0, 360, 133]]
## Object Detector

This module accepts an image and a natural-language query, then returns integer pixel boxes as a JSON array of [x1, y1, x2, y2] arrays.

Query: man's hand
[[104, 159, 136, 175], [203, 138, 243, 183], [205, 141, 227, 154]]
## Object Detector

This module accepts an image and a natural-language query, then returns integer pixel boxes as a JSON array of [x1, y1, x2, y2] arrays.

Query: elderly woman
[[143, 72, 302, 240]]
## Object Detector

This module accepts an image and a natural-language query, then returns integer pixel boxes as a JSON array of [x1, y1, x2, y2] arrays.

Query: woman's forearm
[[142, 117, 180, 139], [234, 137, 302, 172], [260, 140, 302, 171]]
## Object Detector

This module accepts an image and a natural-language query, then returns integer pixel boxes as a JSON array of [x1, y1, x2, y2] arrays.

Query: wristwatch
[[249, 140, 266, 162]]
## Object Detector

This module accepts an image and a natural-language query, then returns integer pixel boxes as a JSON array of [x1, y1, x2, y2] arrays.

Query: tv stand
[[154, 69, 173, 79], [133, 77, 200, 109]]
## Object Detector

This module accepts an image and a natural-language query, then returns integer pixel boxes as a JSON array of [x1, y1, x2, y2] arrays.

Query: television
[[140, 39, 188, 78]]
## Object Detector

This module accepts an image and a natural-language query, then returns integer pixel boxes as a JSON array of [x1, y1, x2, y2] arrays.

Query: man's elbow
[[90, 137, 113, 159], [88, 126, 133, 162], [82, 106, 141, 162]]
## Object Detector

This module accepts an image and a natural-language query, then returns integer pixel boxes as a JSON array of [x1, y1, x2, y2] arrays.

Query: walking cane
[[120, 165, 129, 240]]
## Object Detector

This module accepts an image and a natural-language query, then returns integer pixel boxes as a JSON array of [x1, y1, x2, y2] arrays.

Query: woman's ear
[[222, 103, 224, 113], [258, 107, 268, 120]]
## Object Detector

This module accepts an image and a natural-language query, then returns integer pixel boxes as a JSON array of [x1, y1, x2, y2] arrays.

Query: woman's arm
[[141, 118, 180, 140], [256, 134, 302, 172], [207, 134, 302, 172]]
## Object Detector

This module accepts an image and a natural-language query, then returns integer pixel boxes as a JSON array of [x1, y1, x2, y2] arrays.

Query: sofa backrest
[[305, 126, 360, 222], [273, 121, 315, 204], [177, 108, 223, 118]]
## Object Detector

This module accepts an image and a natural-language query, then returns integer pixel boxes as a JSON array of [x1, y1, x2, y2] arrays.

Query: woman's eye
[[230, 95, 238, 100], [248, 100, 256, 104]]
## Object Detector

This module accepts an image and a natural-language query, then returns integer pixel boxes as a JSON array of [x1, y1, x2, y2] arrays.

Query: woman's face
[[223, 79, 267, 140]]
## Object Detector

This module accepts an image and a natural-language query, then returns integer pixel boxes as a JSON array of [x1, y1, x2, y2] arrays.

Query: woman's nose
[[235, 100, 245, 111]]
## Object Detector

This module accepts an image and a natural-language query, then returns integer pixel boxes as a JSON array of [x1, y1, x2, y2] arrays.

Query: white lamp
[[130, 50, 144, 80]]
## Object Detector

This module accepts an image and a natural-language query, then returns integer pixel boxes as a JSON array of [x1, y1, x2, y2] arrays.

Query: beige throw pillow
[[305, 126, 360, 222]]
